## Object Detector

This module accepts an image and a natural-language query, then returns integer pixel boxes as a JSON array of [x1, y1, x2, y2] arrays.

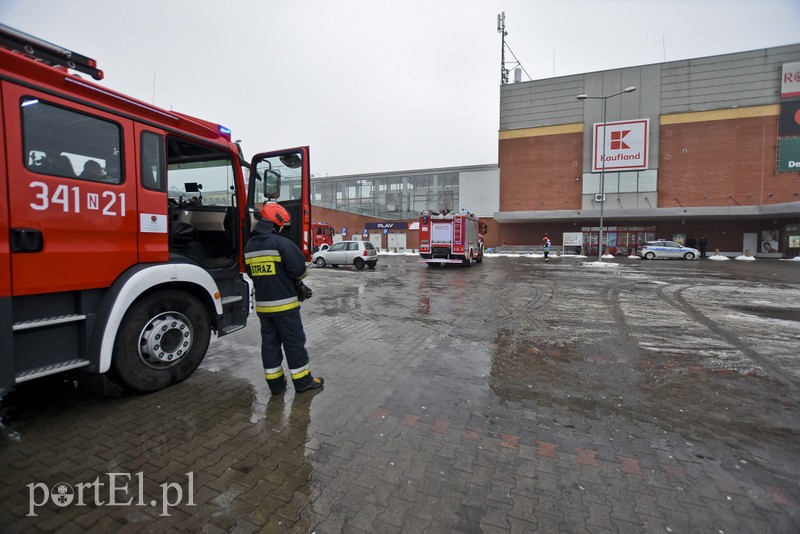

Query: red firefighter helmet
[[260, 203, 290, 228]]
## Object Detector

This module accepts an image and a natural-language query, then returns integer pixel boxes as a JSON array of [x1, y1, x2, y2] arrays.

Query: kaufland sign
[[781, 62, 800, 99], [592, 119, 649, 172]]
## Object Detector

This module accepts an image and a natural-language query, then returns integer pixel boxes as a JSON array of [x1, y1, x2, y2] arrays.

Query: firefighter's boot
[[266, 370, 287, 396], [295, 376, 324, 393]]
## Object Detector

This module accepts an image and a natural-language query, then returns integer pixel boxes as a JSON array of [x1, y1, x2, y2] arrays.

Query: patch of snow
[[485, 253, 538, 258], [734, 255, 756, 261], [378, 250, 417, 256], [582, 261, 623, 268], [708, 255, 730, 261], [628, 255, 641, 259]]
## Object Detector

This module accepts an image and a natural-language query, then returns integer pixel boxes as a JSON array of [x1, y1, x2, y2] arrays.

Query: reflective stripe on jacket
[[244, 220, 308, 315]]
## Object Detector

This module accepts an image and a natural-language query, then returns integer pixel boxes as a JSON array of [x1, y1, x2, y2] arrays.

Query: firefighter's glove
[[296, 282, 313, 302]]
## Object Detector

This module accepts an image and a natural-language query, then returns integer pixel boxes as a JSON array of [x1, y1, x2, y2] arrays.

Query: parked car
[[312, 240, 378, 270], [638, 240, 700, 260]]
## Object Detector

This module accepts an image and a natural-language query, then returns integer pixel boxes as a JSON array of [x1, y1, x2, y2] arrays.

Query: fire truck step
[[12, 314, 87, 332], [220, 295, 243, 305], [15, 359, 91, 383]]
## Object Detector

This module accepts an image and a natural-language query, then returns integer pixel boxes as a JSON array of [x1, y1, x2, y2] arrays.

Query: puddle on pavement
[[732, 304, 800, 322], [485, 320, 800, 453]]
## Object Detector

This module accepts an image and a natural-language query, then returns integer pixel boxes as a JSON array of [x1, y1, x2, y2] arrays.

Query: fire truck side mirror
[[252, 156, 281, 199], [262, 169, 281, 199]]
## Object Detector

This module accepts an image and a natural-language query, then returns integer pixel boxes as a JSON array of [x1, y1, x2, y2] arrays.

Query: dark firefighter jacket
[[244, 220, 308, 315]]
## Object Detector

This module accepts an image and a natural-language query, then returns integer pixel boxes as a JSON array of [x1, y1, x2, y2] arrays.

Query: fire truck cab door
[[248, 147, 311, 260], [0, 83, 14, 391], [4, 84, 138, 296]]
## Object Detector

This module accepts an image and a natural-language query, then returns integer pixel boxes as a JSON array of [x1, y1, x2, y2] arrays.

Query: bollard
[[745, 248, 750, 257], [715, 248, 720, 256]]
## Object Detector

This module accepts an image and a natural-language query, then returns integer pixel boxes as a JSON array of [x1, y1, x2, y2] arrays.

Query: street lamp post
[[577, 86, 636, 261]]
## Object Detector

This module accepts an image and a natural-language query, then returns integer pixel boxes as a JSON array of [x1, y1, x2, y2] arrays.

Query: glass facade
[[311, 172, 459, 220]]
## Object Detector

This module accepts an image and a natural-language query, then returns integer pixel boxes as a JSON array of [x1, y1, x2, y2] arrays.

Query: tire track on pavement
[[670, 283, 800, 392]]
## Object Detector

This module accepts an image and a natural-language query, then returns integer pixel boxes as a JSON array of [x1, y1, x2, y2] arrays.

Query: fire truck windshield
[[166, 138, 237, 207]]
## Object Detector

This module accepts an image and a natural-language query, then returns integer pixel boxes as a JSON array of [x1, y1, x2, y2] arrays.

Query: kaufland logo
[[610, 130, 630, 150], [593, 119, 649, 171], [600, 129, 642, 163]]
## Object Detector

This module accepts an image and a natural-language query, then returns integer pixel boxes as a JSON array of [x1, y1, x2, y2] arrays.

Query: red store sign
[[782, 62, 800, 99], [592, 119, 650, 172]]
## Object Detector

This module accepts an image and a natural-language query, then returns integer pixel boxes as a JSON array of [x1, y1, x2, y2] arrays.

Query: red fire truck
[[0, 25, 312, 394], [311, 222, 334, 252], [418, 210, 486, 266]]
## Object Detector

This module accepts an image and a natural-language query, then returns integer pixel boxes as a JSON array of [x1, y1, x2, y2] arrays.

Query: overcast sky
[[2, 1, 799, 176]]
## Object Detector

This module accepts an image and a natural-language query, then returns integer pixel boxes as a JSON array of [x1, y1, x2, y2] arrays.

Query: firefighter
[[244, 203, 324, 395], [543, 234, 551, 262]]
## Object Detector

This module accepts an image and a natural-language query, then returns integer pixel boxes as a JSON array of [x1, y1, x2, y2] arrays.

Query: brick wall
[[659, 115, 799, 207], [499, 132, 583, 212]]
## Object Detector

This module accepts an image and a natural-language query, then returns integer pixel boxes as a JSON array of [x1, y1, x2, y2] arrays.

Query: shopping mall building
[[312, 43, 800, 257]]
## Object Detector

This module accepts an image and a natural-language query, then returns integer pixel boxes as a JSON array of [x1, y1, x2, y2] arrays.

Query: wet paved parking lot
[[2, 255, 800, 533]]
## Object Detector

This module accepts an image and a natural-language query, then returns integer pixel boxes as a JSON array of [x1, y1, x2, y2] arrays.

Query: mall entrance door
[[582, 226, 656, 256]]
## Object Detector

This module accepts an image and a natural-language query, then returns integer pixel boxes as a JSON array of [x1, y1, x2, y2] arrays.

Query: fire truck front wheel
[[111, 290, 211, 393]]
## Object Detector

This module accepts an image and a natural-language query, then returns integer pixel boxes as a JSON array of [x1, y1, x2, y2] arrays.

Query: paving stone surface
[[1, 255, 799, 533]]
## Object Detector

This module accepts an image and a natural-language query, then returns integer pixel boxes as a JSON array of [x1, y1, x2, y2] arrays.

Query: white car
[[638, 240, 700, 260], [312, 240, 378, 270]]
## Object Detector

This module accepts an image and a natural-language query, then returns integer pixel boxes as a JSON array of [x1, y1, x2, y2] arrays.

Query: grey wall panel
[[459, 169, 500, 217], [658, 44, 800, 111], [501, 43, 800, 132], [501, 43, 800, 172], [500, 75, 585, 130]]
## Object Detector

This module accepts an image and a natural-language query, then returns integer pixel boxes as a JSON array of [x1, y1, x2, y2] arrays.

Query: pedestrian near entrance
[[699, 236, 708, 258], [543, 235, 551, 262], [244, 203, 323, 396]]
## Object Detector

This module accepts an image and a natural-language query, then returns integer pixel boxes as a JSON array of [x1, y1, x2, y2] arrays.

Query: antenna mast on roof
[[497, 12, 508, 85], [496, 13, 533, 85]]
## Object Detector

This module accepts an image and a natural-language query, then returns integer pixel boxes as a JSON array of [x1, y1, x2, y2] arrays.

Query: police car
[[637, 240, 700, 260]]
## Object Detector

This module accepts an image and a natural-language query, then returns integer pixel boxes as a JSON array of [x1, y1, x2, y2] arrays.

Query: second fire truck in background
[[311, 222, 334, 252], [418, 210, 486, 266]]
